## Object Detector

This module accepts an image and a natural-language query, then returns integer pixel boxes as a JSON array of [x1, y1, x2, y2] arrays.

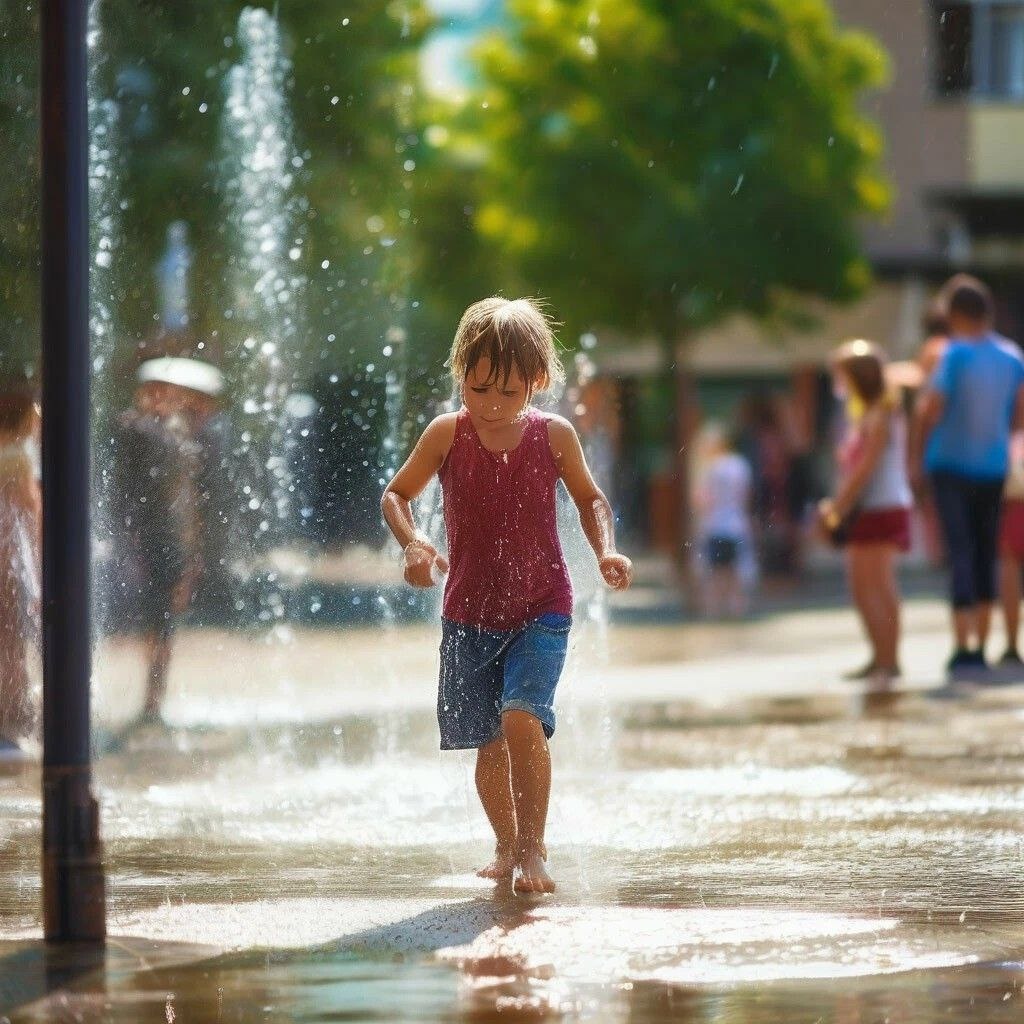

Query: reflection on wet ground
[[4, 607, 1024, 1021]]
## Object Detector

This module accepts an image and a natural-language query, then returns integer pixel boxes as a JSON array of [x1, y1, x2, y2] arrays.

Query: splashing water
[[87, 0, 126, 697], [222, 7, 306, 554]]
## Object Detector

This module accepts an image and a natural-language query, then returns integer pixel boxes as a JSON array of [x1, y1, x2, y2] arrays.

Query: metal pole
[[40, 0, 106, 942]]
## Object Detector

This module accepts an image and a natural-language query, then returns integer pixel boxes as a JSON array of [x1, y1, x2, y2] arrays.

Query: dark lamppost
[[40, 0, 106, 941]]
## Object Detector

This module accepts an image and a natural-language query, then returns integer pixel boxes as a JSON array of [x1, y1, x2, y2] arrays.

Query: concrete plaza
[[3, 595, 1024, 1022]]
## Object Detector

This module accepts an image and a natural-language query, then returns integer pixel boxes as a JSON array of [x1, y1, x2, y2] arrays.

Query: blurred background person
[[912, 303, 951, 567], [111, 357, 226, 728], [998, 431, 1024, 668], [913, 275, 1024, 678], [694, 422, 756, 618], [0, 383, 41, 757], [819, 341, 912, 688], [737, 393, 795, 579]]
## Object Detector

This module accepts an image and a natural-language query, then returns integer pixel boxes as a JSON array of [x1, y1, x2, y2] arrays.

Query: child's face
[[463, 358, 534, 432]]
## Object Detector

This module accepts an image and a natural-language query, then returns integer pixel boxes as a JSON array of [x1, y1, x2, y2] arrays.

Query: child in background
[[998, 432, 1024, 665], [820, 341, 912, 688], [0, 385, 41, 757], [694, 423, 754, 618], [382, 297, 632, 893]]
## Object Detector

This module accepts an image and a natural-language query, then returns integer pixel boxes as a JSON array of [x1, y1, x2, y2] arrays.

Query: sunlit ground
[[4, 595, 1024, 1021]]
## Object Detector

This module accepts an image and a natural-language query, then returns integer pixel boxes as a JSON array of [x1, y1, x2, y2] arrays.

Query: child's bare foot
[[477, 843, 517, 880], [513, 843, 554, 894]]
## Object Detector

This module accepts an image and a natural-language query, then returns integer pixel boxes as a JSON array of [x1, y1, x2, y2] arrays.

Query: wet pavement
[[4, 597, 1024, 1021]]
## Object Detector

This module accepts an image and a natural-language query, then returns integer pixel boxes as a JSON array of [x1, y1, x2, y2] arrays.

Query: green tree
[[466, 0, 889, 345], [0, 1, 429, 381], [0, 2, 41, 378], [419, 0, 889, 558]]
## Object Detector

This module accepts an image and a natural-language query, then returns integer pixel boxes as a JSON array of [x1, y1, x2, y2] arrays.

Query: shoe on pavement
[[0, 736, 30, 765], [947, 648, 989, 680]]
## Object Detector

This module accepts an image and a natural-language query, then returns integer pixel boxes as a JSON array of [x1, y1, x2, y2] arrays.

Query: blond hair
[[832, 338, 899, 416], [449, 297, 564, 393]]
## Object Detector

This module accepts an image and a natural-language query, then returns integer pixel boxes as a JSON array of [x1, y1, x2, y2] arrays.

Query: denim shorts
[[437, 613, 572, 750]]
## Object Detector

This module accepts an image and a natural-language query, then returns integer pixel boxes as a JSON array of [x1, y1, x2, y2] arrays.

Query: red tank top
[[439, 408, 573, 630]]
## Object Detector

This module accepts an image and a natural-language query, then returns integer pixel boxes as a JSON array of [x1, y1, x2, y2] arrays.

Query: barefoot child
[[382, 297, 632, 893]]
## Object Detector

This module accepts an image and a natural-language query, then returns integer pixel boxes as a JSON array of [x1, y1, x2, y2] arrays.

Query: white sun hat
[[137, 357, 226, 397]]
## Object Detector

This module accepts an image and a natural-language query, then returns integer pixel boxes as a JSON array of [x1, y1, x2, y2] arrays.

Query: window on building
[[992, 4, 1024, 98], [934, 4, 973, 96], [934, 1, 1024, 100]]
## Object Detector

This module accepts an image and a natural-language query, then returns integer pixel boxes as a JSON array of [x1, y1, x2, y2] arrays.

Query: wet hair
[[941, 274, 994, 324], [449, 297, 564, 393], [0, 382, 37, 436], [832, 339, 887, 408]]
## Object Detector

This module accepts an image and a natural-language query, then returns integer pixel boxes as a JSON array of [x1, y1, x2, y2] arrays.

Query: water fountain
[[222, 6, 305, 564], [87, 0, 127, 713]]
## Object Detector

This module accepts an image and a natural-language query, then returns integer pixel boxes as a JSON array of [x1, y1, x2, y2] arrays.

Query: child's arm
[[822, 406, 890, 526], [547, 416, 633, 591], [381, 414, 456, 588]]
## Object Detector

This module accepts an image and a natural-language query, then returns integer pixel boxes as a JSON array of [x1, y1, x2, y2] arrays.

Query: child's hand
[[599, 553, 633, 591], [404, 539, 449, 588]]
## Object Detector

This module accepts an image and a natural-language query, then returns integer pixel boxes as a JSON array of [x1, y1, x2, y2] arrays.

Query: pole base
[[42, 765, 106, 942]]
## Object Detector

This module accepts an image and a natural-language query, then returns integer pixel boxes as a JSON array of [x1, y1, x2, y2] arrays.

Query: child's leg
[[1000, 555, 1021, 654], [474, 737, 517, 878], [502, 709, 554, 893], [0, 569, 30, 741], [142, 630, 173, 719]]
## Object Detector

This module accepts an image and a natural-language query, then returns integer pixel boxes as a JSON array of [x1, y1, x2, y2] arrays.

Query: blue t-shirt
[[925, 334, 1024, 480]]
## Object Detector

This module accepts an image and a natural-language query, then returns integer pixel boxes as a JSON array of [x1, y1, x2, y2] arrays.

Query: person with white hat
[[110, 357, 227, 729]]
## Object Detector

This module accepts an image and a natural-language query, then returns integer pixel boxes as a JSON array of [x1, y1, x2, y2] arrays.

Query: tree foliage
[[0, 0, 429, 378], [429, 0, 890, 349]]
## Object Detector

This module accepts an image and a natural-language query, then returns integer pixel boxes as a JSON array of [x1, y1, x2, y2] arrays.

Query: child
[[694, 423, 754, 618], [0, 384, 41, 756], [382, 297, 632, 893], [820, 341, 912, 688]]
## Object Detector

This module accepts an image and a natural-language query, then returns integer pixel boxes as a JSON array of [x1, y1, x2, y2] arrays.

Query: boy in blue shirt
[[914, 275, 1024, 676]]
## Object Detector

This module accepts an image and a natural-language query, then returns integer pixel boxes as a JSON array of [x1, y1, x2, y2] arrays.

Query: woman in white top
[[0, 385, 40, 753], [695, 423, 755, 617], [819, 341, 912, 688]]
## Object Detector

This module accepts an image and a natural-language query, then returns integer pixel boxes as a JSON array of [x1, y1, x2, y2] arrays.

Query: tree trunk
[[661, 334, 700, 612]]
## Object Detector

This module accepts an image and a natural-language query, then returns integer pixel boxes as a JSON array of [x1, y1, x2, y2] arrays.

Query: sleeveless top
[[843, 409, 912, 511], [439, 408, 573, 630]]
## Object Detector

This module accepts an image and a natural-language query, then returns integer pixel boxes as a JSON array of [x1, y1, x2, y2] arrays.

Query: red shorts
[[1000, 499, 1024, 559], [847, 507, 911, 551]]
